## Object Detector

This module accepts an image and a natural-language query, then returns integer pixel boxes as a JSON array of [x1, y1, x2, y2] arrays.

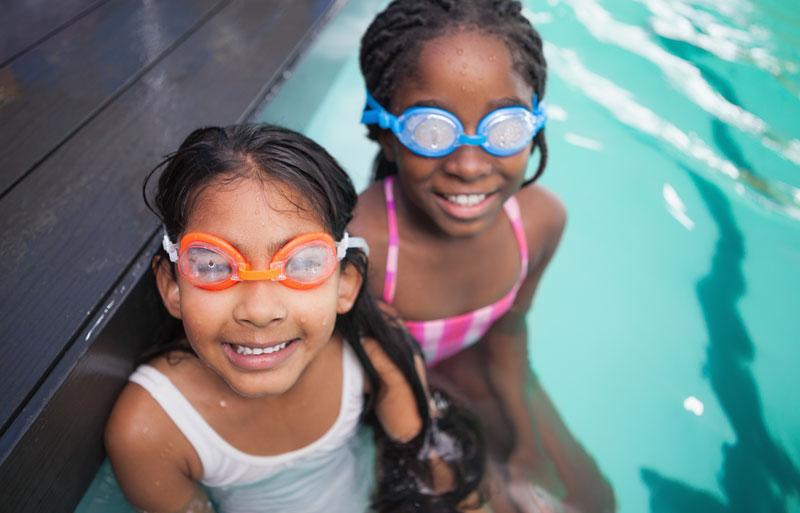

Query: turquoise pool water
[[76, 0, 800, 511]]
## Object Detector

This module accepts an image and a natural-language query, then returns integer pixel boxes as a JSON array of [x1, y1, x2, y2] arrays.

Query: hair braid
[[359, 0, 549, 183]]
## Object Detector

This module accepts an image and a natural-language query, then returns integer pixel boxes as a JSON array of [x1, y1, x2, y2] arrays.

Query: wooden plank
[[0, 236, 177, 513], [0, 0, 223, 197], [0, 0, 108, 66], [0, 0, 339, 436]]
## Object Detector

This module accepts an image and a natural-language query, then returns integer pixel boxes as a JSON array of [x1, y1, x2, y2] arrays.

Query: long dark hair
[[143, 124, 484, 511], [360, 0, 548, 185]]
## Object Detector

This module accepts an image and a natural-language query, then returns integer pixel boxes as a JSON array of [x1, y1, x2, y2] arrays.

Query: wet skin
[[105, 177, 363, 513]]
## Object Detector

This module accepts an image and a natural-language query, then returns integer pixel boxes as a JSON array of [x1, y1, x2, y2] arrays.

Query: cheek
[[310, 285, 343, 330], [507, 149, 532, 177], [179, 288, 228, 338]]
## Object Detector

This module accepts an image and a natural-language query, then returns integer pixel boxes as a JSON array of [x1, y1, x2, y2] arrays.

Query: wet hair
[[360, 0, 548, 185], [142, 124, 484, 511]]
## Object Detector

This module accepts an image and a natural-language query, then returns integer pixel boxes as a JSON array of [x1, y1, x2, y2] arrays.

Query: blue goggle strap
[[361, 92, 400, 132], [531, 94, 547, 134]]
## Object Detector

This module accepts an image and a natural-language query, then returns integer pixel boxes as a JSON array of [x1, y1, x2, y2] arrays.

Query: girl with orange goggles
[[105, 124, 485, 513]]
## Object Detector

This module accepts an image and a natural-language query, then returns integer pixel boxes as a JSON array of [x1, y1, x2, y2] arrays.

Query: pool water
[[76, 0, 800, 511]]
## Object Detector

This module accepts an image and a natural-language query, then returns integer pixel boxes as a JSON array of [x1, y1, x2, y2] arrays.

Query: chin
[[224, 373, 299, 398], [438, 217, 494, 238]]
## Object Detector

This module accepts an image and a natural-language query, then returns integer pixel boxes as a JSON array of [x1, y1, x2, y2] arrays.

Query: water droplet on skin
[[254, 209, 260, 215], [459, 70, 466, 76], [456, 48, 463, 55], [219, 400, 227, 407]]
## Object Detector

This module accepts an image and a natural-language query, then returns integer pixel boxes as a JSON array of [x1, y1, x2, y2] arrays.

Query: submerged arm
[[481, 190, 613, 512]]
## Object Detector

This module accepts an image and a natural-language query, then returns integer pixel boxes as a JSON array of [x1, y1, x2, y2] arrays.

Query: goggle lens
[[407, 114, 458, 152], [281, 242, 337, 286], [179, 244, 235, 287], [483, 112, 534, 154]]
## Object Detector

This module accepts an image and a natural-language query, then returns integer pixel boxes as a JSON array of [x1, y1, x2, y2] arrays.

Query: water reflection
[[642, 168, 800, 511], [545, 0, 800, 219], [641, 60, 800, 511]]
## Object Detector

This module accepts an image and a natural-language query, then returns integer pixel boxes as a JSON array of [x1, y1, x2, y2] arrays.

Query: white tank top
[[129, 343, 375, 513]]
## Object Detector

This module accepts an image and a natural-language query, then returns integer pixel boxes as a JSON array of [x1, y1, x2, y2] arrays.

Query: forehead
[[394, 29, 532, 113], [185, 176, 323, 243]]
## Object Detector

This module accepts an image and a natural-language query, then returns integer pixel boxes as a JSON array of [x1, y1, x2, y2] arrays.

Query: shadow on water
[[640, 39, 800, 512]]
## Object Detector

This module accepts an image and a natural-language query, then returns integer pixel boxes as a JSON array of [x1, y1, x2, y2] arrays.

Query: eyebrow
[[407, 96, 529, 114], [232, 236, 292, 263]]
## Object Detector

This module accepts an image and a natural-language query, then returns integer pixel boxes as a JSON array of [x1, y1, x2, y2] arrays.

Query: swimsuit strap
[[502, 195, 529, 282], [383, 176, 399, 303], [383, 176, 529, 301]]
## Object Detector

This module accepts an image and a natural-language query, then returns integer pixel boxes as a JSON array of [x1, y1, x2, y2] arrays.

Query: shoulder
[[350, 181, 389, 240], [105, 363, 202, 511], [514, 184, 567, 264], [349, 181, 391, 285]]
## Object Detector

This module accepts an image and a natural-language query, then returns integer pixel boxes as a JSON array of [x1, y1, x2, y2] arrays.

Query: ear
[[377, 131, 397, 163], [336, 261, 364, 314], [153, 255, 182, 319]]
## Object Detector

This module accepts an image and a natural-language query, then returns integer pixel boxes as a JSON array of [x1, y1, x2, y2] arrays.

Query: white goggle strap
[[162, 230, 180, 263], [336, 231, 370, 260]]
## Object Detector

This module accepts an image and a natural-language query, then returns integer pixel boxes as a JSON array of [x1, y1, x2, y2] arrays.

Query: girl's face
[[156, 177, 361, 397], [380, 29, 534, 238]]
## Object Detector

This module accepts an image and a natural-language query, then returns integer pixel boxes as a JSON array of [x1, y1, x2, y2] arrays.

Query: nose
[[232, 280, 288, 328], [442, 144, 492, 181]]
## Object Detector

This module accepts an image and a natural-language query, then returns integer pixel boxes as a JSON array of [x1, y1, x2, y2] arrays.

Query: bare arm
[[363, 338, 489, 511], [362, 337, 425, 442], [105, 383, 211, 513]]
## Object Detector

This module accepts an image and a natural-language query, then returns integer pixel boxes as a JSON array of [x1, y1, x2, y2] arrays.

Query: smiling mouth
[[442, 193, 488, 206], [231, 340, 294, 356]]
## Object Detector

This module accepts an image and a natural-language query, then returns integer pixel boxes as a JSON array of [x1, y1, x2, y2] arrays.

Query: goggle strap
[[238, 263, 283, 281], [362, 92, 397, 130], [336, 231, 370, 260], [459, 133, 486, 145], [162, 230, 179, 263], [532, 93, 548, 131]]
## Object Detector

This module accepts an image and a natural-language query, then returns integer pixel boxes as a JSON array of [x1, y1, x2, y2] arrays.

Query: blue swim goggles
[[360, 91, 547, 158]]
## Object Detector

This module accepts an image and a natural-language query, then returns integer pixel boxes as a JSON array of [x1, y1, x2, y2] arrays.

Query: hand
[[508, 445, 564, 498]]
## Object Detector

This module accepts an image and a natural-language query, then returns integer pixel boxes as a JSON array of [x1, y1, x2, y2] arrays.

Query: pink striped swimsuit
[[382, 176, 529, 365]]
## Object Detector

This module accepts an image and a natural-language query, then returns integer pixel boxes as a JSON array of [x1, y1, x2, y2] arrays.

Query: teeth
[[445, 193, 486, 206], [234, 341, 288, 356]]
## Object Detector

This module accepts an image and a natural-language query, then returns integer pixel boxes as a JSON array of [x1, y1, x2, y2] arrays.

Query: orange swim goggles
[[162, 230, 368, 291]]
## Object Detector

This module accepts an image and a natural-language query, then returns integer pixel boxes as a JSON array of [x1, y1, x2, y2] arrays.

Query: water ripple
[[545, 42, 800, 220], [536, 0, 800, 220]]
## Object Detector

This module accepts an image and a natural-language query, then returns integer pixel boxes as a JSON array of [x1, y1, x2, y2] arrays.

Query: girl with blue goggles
[[360, 91, 547, 158]]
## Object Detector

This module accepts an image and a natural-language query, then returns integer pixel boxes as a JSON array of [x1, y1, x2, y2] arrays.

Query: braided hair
[[360, 0, 548, 184]]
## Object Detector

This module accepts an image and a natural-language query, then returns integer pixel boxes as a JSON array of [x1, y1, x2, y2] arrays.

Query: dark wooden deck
[[0, 1, 342, 511]]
